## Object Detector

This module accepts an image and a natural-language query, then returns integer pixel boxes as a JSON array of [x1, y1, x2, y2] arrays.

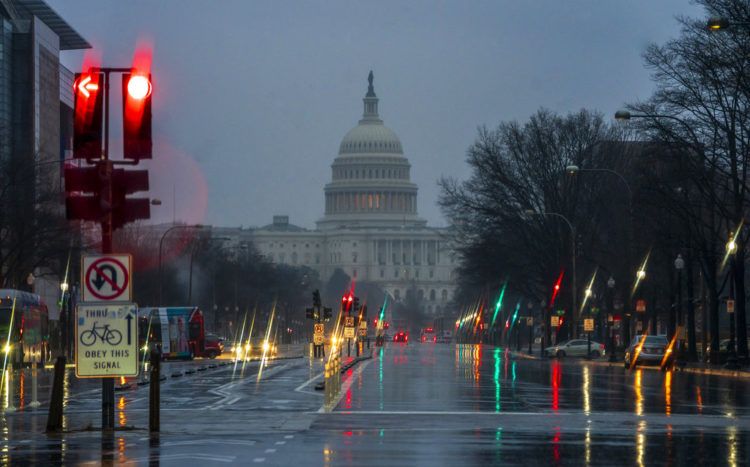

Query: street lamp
[[636, 269, 646, 280], [614, 110, 701, 146], [706, 17, 750, 31], [524, 209, 578, 338], [158, 224, 206, 305]]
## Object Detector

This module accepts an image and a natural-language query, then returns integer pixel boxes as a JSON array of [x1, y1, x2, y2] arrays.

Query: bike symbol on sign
[[79, 321, 123, 347]]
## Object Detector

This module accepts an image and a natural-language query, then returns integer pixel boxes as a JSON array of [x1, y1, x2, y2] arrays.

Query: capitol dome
[[317, 71, 426, 231]]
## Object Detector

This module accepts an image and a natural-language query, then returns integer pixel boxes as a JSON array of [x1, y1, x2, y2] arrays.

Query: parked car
[[202, 334, 224, 359], [544, 339, 606, 358], [624, 335, 670, 367]]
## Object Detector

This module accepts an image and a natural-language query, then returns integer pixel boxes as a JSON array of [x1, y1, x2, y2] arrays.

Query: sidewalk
[[507, 348, 750, 378]]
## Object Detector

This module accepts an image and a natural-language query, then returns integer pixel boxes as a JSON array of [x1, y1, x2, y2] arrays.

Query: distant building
[[0, 0, 90, 317], [216, 73, 457, 315]]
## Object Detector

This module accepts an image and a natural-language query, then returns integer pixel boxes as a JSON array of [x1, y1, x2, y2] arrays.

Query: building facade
[[0, 0, 89, 317], [218, 73, 457, 315]]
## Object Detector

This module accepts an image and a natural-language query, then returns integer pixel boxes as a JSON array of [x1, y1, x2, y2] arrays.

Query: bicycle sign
[[76, 303, 138, 378]]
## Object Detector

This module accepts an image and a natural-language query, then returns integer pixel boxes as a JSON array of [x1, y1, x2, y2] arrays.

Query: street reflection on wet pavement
[[0, 344, 748, 465]]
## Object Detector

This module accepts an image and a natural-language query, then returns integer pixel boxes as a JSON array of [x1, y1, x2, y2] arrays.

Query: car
[[624, 335, 670, 367], [393, 331, 408, 343], [202, 334, 224, 359], [544, 339, 606, 358], [420, 327, 436, 343]]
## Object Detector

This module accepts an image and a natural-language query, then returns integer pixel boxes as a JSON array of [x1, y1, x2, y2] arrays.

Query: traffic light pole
[[101, 69, 115, 433]]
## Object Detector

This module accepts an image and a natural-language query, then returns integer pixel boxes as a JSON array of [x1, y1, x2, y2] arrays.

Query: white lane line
[[264, 448, 277, 453], [294, 371, 324, 392], [253, 458, 266, 463], [275, 441, 286, 445], [284, 435, 294, 439]]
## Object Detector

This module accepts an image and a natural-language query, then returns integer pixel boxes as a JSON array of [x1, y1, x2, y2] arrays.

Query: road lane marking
[[253, 458, 266, 463], [294, 371, 324, 392], [122, 453, 236, 464], [264, 448, 276, 453]]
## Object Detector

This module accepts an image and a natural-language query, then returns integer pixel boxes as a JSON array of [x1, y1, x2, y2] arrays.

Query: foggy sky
[[49, 0, 702, 229]]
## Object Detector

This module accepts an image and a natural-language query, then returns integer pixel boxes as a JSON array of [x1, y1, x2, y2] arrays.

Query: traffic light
[[323, 307, 332, 321], [64, 164, 150, 228], [353, 296, 360, 315], [111, 168, 150, 228], [312, 290, 322, 308], [73, 72, 104, 159], [306, 307, 315, 320], [342, 293, 353, 313], [122, 72, 153, 160]]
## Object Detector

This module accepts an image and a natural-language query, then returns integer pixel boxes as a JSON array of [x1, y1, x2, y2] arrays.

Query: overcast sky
[[49, 0, 702, 228]]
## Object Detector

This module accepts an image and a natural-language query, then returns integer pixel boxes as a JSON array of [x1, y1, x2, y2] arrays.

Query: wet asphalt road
[[1, 343, 749, 465]]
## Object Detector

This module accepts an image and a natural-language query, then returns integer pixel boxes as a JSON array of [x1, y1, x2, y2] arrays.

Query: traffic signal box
[[64, 163, 150, 228], [73, 72, 104, 159], [122, 73, 153, 160], [69, 68, 152, 231]]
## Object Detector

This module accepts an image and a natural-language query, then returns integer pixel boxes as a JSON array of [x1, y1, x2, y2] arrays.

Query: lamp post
[[527, 301, 534, 355], [706, 17, 750, 31], [524, 209, 578, 338], [607, 276, 617, 361], [585, 287, 593, 359], [158, 224, 205, 306], [670, 254, 685, 350], [727, 237, 737, 362]]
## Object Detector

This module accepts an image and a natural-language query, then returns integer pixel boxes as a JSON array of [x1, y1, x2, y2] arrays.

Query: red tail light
[[433, 336, 437, 343], [600, 344, 605, 350]]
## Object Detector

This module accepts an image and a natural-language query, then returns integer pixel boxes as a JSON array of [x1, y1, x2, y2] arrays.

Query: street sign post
[[313, 323, 325, 345], [82, 254, 132, 302], [636, 299, 646, 313], [584, 318, 594, 332], [727, 299, 735, 314], [358, 319, 367, 337], [551, 316, 560, 327], [344, 326, 355, 339], [76, 303, 138, 378]]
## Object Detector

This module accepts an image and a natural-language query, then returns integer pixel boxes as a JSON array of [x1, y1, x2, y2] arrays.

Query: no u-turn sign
[[82, 254, 132, 302]]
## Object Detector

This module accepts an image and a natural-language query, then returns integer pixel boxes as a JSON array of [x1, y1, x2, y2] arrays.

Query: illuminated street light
[[60, 282, 69, 293], [727, 238, 737, 254], [636, 269, 646, 280], [706, 17, 750, 31], [585, 288, 592, 298]]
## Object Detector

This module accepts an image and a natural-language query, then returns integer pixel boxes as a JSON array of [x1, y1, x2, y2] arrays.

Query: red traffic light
[[73, 72, 104, 159], [122, 72, 153, 160], [76, 74, 99, 98], [127, 75, 151, 100]]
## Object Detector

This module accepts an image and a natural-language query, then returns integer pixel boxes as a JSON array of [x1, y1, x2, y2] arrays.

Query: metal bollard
[[29, 363, 40, 408], [149, 350, 161, 433], [5, 363, 15, 413], [46, 356, 66, 432]]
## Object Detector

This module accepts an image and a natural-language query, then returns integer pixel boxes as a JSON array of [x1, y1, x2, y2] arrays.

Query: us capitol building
[[217, 72, 456, 315]]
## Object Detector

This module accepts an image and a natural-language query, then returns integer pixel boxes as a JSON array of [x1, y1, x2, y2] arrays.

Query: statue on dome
[[367, 70, 376, 97]]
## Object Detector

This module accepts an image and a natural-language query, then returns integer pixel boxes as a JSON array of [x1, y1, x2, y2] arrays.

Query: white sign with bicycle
[[75, 303, 138, 378]]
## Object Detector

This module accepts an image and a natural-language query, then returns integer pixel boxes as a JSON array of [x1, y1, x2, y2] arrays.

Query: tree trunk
[[734, 246, 747, 359], [686, 256, 697, 360]]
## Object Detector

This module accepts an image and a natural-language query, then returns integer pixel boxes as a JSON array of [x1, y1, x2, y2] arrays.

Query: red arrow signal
[[76, 75, 99, 98]]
